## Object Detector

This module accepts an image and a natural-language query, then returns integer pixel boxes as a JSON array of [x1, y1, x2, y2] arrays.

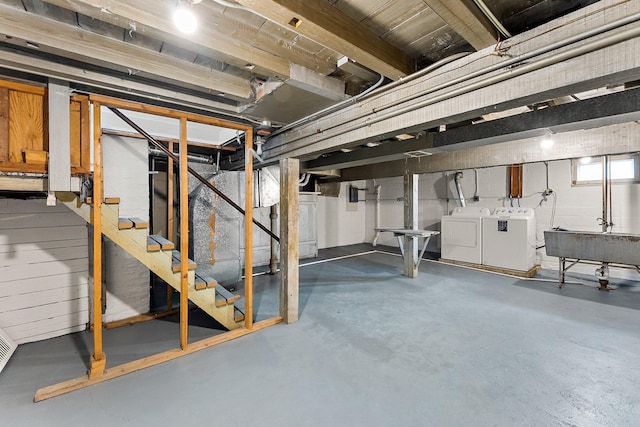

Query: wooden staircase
[[57, 192, 245, 330]]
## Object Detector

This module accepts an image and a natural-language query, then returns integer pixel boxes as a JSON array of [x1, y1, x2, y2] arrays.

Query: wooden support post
[[279, 158, 299, 323], [403, 173, 419, 278], [167, 141, 174, 311], [89, 102, 106, 378], [244, 128, 254, 329], [179, 118, 189, 350]]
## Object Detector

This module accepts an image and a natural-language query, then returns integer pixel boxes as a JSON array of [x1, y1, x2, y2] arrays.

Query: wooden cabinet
[[0, 79, 90, 175]]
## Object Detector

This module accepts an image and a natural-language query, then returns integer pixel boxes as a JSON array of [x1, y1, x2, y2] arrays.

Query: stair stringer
[[57, 192, 242, 330]]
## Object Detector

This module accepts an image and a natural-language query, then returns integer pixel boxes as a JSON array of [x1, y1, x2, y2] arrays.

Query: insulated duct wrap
[[188, 164, 242, 285]]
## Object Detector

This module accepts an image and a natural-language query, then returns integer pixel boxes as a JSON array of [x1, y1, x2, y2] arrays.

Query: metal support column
[[403, 173, 419, 278]]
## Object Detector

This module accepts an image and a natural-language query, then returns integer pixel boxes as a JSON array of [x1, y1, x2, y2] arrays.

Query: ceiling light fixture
[[540, 139, 554, 149], [173, 1, 198, 34], [579, 156, 593, 164]]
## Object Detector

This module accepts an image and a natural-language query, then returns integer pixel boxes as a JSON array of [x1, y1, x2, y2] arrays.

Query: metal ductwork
[[454, 171, 466, 207]]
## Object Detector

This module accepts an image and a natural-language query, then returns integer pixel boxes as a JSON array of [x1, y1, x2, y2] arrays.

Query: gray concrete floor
[[2, 244, 640, 426]]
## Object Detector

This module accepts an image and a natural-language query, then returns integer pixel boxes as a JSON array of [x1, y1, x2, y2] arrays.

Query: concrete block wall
[[317, 181, 367, 249], [101, 134, 150, 322], [360, 159, 640, 281]]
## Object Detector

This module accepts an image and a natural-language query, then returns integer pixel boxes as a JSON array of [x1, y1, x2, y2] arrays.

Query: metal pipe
[[608, 155, 613, 232], [108, 107, 279, 242], [472, 0, 511, 38], [268, 14, 640, 156], [269, 204, 278, 274], [298, 173, 311, 187], [372, 184, 382, 246], [473, 169, 479, 201], [454, 172, 466, 207], [602, 154, 609, 232]]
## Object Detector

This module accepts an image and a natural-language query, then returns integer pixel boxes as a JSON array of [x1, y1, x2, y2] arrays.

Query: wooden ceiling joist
[[234, 0, 416, 80], [43, 0, 340, 79], [0, 3, 253, 100], [423, 0, 498, 50]]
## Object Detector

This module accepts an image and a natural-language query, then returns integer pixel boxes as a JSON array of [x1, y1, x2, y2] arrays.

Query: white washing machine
[[441, 207, 491, 264], [482, 207, 536, 272]]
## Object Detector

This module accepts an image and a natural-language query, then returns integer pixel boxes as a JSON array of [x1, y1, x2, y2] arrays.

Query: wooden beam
[[89, 102, 105, 378], [179, 118, 189, 350], [0, 3, 252, 100], [424, 0, 497, 49], [0, 176, 47, 191], [88, 95, 252, 131], [43, 0, 313, 78], [263, 3, 640, 162], [234, 0, 415, 79], [101, 130, 237, 152], [33, 316, 283, 402], [0, 49, 241, 115], [279, 158, 299, 323], [244, 128, 254, 329]]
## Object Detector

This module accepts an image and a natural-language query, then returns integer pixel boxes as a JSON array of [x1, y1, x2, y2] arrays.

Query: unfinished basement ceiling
[[0, 0, 601, 127]]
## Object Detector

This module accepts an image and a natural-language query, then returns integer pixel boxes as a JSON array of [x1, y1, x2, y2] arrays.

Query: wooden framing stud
[[88, 355, 106, 379], [34, 317, 282, 402]]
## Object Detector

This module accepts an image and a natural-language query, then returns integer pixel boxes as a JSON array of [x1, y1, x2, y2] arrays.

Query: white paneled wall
[[358, 160, 640, 280], [0, 199, 89, 344]]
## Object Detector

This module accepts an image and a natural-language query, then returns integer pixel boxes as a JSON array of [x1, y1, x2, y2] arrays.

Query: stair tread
[[118, 218, 134, 230], [171, 250, 197, 272], [148, 235, 175, 250], [194, 269, 217, 289], [194, 276, 207, 291], [215, 286, 240, 307], [130, 217, 149, 229], [146, 236, 161, 252], [104, 197, 120, 204]]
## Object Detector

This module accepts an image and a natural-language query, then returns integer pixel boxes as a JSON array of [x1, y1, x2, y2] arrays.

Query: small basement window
[[571, 154, 640, 186]]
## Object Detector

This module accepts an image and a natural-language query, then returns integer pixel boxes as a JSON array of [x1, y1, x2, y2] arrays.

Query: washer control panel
[[492, 207, 535, 218]]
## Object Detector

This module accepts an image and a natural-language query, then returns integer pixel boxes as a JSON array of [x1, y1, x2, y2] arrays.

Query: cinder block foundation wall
[[101, 134, 150, 322], [317, 181, 367, 249], [0, 199, 89, 344], [361, 160, 640, 280]]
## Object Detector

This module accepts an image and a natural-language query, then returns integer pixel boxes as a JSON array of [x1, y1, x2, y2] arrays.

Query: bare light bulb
[[540, 139, 554, 149], [173, 4, 197, 34]]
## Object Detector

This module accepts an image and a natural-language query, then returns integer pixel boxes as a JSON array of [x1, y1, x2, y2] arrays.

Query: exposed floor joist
[[235, 0, 415, 79], [42, 0, 321, 79], [339, 122, 640, 180], [260, 3, 640, 163], [302, 87, 640, 171], [0, 3, 252, 100], [424, 0, 498, 49]]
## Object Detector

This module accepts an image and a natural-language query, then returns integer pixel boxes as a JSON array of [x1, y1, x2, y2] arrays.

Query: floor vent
[[0, 327, 17, 374]]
